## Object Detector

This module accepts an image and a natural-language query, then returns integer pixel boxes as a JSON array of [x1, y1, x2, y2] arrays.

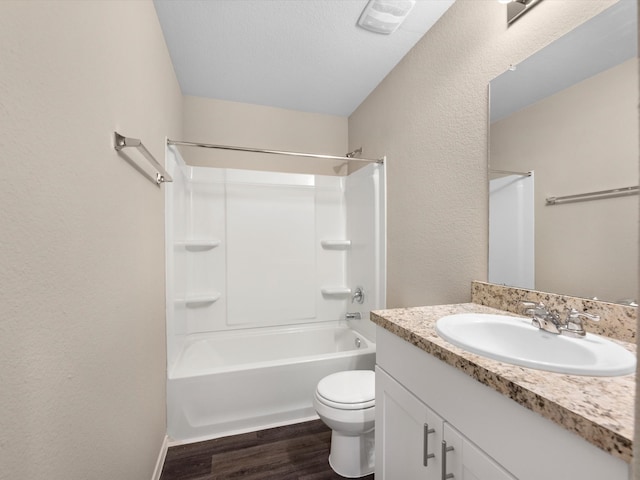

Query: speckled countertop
[[371, 302, 635, 463]]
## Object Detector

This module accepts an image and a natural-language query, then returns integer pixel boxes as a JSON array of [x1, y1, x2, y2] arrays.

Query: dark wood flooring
[[160, 419, 375, 480]]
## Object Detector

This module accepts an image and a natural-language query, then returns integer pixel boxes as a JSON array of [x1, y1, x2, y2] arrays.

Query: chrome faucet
[[345, 312, 362, 320], [521, 302, 599, 337], [521, 302, 563, 334]]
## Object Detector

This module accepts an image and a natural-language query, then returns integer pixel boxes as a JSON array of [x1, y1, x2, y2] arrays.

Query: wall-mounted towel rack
[[114, 132, 173, 185], [546, 185, 638, 205]]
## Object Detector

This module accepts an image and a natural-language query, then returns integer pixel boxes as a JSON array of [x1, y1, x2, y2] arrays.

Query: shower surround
[[165, 146, 385, 442]]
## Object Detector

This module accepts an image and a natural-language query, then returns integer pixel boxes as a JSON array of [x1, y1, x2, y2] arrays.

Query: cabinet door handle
[[441, 440, 454, 480], [423, 423, 436, 466]]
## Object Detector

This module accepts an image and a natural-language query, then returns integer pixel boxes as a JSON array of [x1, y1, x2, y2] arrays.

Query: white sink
[[435, 313, 636, 376]]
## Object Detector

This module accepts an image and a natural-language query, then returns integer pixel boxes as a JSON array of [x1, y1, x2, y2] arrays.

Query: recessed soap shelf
[[321, 287, 352, 297], [175, 239, 221, 251], [320, 240, 351, 250], [175, 292, 221, 307]]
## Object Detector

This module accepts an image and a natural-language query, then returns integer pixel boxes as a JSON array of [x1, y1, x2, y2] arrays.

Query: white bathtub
[[167, 322, 376, 442]]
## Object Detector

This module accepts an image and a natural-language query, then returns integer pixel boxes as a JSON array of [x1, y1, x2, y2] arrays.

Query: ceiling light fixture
[[357, 0, 416, 35]]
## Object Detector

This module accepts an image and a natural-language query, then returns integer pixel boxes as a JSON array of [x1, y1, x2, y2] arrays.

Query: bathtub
[[167, 321, 375, 442]]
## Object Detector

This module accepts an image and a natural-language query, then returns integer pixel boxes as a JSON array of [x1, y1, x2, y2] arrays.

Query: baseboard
[[151, 435, 170, 480]]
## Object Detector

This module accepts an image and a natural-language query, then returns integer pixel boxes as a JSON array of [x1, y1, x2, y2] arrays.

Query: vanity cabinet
[[376, 366, 443, 479], [442, 423, 515, 480], [377, 367, 515, 480], [375, 326, 629, 480]]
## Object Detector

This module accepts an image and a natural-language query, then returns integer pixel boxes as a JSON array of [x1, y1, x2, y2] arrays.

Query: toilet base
[[328, 428, 375, 478]]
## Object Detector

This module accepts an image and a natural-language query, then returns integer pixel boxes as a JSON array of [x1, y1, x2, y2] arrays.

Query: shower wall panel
[[315, 175, 349, 323], [226, 183, 316, 325], [346, 164, 386, 341], [183, 173, 227, 335], [167, 148, 353, 338]]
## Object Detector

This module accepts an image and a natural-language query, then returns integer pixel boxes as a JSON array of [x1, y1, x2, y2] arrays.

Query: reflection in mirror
[[488, 0, 638, 304]]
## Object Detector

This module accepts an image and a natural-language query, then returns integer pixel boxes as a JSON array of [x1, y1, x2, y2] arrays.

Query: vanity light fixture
[[357, 0, 416, 35], [499, 0, 544, 25]]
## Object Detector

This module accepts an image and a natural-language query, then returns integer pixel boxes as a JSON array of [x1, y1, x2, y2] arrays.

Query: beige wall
[[181, 95, 348, 175], [349, 0, 619, 308], [1, 0, 637, 478], [491, 58, 638, 302], [0, 1, 182, 479]]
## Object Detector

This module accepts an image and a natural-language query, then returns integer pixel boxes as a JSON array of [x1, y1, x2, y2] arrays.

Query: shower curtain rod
[[489, 168, 532, 177], [167, 139, 384, 165]]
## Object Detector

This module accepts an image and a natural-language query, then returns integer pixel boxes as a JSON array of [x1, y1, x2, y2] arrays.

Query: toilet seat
[[316, 370, 375, 410]]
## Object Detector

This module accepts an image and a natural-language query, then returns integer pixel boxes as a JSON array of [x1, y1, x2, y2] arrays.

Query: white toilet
[[313, 370, 375, 478]]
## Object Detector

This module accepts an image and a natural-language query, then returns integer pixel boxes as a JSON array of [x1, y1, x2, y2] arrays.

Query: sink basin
[[435, 313, 636, 376]]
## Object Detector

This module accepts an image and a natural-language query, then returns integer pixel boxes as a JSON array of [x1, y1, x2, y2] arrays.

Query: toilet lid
[[316, 370, 375, 410]]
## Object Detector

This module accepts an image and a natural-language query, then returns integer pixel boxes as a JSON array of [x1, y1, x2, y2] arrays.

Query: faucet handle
[[563, 308, 600, 337], [566, 308, 600, 322], [520, 301, 546, 316], [352, 287, 364, 304]]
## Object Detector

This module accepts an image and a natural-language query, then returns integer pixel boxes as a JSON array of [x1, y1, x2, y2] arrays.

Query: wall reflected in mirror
[[488, 0, 638, 304]]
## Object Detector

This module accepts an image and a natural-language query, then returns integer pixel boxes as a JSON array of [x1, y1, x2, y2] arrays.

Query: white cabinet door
[[442, 423, 516, 480], [376, 367, 444, 480]]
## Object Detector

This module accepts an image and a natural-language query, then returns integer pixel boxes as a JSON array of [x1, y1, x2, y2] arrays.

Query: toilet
[[313, 370, 375, 478]]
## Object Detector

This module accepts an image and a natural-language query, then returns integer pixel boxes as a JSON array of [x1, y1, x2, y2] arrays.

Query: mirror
[[488, 0, 638, 304]]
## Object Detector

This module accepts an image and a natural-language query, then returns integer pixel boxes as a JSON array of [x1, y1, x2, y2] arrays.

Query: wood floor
[[160, 420, 375, 480]]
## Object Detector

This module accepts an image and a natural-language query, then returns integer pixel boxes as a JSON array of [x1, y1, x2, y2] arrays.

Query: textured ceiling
[[153, 0, 455, 116]]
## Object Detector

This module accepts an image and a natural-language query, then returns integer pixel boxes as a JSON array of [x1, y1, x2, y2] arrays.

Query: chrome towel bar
[[114, 132, 173, 185], [546, 185, 638, 205]]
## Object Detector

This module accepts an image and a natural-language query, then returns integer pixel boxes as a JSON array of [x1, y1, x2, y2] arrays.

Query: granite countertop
[[371, 302, 636, 463]]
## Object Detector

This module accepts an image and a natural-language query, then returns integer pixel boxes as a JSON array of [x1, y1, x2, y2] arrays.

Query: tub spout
[[346, 312, 361, 320]]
